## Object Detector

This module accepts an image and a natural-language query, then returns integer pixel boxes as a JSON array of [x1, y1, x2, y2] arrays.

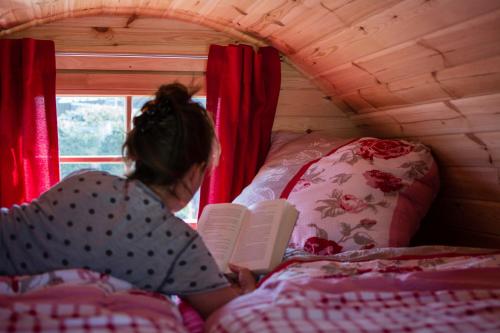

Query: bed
[[2, 132, 499, 333], [206, 246, 500, 333]]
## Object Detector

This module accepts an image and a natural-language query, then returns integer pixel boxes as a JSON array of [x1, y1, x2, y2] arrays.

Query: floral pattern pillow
[[234, 131, 353, 204], [234, 134, 439, 255]]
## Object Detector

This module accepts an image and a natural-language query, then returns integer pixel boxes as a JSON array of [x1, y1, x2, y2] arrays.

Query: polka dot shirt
[[0, 170, 229, 295]]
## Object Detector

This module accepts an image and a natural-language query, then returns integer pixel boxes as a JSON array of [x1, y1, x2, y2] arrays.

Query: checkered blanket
[[206, 246, 500, 333], [2, 246, 499, 333], [0, 269, 187, 333]]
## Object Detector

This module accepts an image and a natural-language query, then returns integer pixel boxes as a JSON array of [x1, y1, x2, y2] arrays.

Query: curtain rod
[[55, 51, 207, 60]]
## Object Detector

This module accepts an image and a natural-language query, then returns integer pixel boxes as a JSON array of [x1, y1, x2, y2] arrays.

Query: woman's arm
[[183, 286, 238, 319], [183, 265, 256, 319]]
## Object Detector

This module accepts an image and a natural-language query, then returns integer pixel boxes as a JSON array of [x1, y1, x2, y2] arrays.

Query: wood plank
[[34, 15, 130, 28], [316, 9, 500, 87], [273, 115, 359, 136], [56, 71, 206, 95], [409, 132, 499, 168], [450, 93, 500, 114], [281, 62, 302, 77], [281, 62, 320, 90], [430, 198, 500, 235], [232, 1, 308, 38], [280, 76, 319, 90], [7, 17, 236, 55], [389, 55, 500, 101], [270, 0, 402, 54], [293, 0, 500, 77], [440, 166, 500, 201], [319, 62, 377, 95], [350, 94, 500, 137], [356, 103, 463, 137], [200, 0, 253, 16], [341, 56, 500, 111], [413, 223, 500, 249], [265, 2, 348, 55], [56, 55, 207, 72], [476, 132, 500, 168], [339, 91, 379, 113], [29, 15, 216, 31], [276, 90, 346, 117], [352, 112, 403, 137], [414, 197, 500, 248]]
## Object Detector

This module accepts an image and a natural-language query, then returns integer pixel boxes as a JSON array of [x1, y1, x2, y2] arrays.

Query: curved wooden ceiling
[[2, 0, 499, 115]]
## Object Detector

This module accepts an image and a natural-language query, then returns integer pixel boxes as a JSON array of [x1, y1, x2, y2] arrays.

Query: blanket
[[206, 246, 500, 333]]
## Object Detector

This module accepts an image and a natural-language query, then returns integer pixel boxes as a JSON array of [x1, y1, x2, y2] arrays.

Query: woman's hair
[[123, 83, 215, 188]]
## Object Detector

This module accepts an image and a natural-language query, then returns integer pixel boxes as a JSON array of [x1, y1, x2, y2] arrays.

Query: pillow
[[234, 132, 439, 255], [234, 131, 353, 204]]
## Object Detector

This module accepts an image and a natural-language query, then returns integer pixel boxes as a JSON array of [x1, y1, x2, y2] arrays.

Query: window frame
[[56, 93, 204, 224], [57, 95, 133, 168]]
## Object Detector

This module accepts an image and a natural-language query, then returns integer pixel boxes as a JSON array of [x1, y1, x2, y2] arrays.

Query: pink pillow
[[234, 133, 439, 254]]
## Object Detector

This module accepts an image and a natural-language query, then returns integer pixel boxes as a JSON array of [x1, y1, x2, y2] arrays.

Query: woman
[[0, 83, 255, 318]]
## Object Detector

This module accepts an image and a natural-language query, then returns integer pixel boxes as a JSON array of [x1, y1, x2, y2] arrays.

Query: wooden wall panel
[[56, 71, 206, 95], [440, 166, 500, 201], [415, 197, 500, 249], [410, 132, 500, 168], [56, 55, 207, 72]]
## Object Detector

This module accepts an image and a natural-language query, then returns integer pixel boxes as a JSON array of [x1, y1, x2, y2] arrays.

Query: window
[[56, 95, 206, 223]]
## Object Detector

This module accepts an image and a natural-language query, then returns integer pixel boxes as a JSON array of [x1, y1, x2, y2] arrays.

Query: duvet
[[1, 246, 499, 333], [206, 246, 500, 333]]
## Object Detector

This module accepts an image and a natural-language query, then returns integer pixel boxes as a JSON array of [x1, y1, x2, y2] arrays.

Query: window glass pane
[[132, 96, 207, 119], [132, 96, 153, 119], [57, 97, 126, 156], [60, 163, 125, 180], [192, 97, 206, 108], [175, 190, 199, 223]]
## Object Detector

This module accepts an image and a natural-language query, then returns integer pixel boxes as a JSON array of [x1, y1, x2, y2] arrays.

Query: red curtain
[[0, 38, 59, 208], [199, 44, 281, 213]]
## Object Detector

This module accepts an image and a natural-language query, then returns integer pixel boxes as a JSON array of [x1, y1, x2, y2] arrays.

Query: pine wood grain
[[440, 166, 500, 201], [415, 197, 500, 248]]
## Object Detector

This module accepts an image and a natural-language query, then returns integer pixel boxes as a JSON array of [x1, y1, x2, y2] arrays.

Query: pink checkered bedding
[[0, 269, 188, 333], [206, 246, 500, 333], [2, 246, 499, 333]]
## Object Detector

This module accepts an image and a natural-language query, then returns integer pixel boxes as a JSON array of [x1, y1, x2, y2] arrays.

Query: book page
[[229, 200, 286, 271], [197, 203, 248, 272]]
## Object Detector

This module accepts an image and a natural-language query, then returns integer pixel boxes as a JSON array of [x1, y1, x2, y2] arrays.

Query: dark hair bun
[[123, 82, 214, 188], [156, 83, 191, 107]]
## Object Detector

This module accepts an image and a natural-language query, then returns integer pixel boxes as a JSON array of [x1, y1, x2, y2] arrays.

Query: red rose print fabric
[[284, 137, 439, 253], [234, 134, 439, 255], [363, 170, 404, 193], [357, 138, 414, 160]]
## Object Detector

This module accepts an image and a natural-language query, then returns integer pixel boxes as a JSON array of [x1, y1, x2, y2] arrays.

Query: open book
[[197, 199, 299, 274]]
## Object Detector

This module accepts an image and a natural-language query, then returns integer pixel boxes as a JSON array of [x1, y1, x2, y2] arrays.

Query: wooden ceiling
[[0, 1, 498, 113], [1, 1, 499, 116]]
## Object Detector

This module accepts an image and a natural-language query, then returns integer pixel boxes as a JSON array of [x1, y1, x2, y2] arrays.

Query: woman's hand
[[182, 264, 256, 319], [228, 263, 257, 295]]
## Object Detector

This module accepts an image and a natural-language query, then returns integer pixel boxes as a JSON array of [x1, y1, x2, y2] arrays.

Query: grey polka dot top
[[0, 170, 229, 296]]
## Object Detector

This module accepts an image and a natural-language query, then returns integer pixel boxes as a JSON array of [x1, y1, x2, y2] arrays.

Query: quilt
[[206, 246, 500, 333]]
